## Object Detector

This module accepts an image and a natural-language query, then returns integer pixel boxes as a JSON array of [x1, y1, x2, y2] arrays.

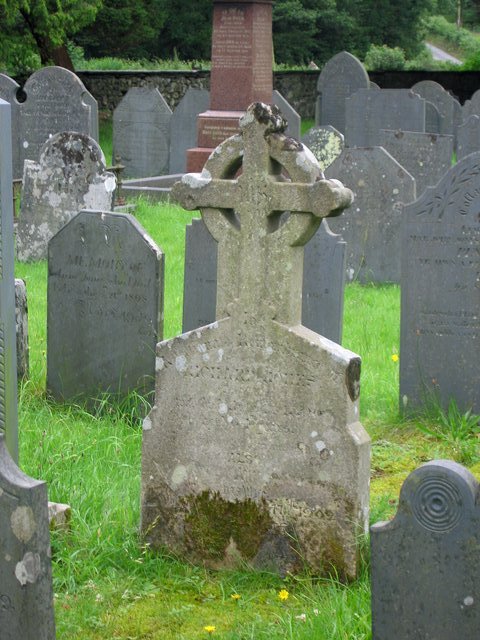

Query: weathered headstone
[[18, 66, 98, 171], [301, 125, 344, 172], [47, 209, 164, 402], [326, 146, 416, 283], [411, 80, 459, 137], [315, 51, 370, 134], [183, 216, 346, 343], [371, 460, 480, 640], [272, 90, 300, 139], [0, 74, 21, 179], [113, 87, 172, 178], [400, 152, 480, 414], [462, 87, 480, 121], [456, 114, 480, 160], [16, 132, 116, 262], [0, 99, 18, 460], [345, 89, 426, 148], [142, 103, 370, 578], [169, 88, 210, 174], [425, 100, 441, 134], [379, 129, 453, 198], [15, 279, 29, 380]]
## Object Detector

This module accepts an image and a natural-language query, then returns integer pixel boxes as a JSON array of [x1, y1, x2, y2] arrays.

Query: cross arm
[[172, 172, 239, 211], [267, 178, 353, 218]]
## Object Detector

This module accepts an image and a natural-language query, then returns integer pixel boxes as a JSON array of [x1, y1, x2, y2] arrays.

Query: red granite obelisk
[[186, 0, 274, 172]]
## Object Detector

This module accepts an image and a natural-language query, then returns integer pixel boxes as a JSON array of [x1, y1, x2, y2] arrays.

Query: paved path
[[426, 42, 462, 65]]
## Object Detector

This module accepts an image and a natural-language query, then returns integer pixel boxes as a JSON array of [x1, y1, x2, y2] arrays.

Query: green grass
[[14, 199, 479, 638]]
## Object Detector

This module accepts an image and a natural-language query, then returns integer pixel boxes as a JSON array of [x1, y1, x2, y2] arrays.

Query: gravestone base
[[187, 110, 244, 171]]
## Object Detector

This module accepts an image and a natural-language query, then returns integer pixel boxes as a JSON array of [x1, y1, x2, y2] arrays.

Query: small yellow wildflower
[[230, 593, 241, 601], [278, 589, 289, 601], [391, 353, 399, 362], [204, 625, 216, 633]]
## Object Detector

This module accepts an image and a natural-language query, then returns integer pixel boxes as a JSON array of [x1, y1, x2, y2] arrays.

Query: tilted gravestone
[[169, 88, 210, 174], [113, 87, 172, 178], [47, 210, 164, 402], [379, 129, 453, 198], [142, 103, 370, 578], [345, 89, 426, 148], [183, 217, 346, 344], [16, 132, 116, 262], [301, 125, 344, 172], [400, 152, 480, 414], [0, 98, 56, 639], [0, 74, 21, 180], [326, 146, 416, 283], [456, 114, 480, 160], [371, 460, 480, 640], [411, 80, 459, 137], [272, 90, 301, 140], [18, 66, 98, 172], [315, 51, 370, 133]]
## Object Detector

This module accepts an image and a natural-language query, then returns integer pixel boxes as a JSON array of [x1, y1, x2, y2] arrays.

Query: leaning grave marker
[[47, 210, 164, 402], [142, 103, 370, 578], [400, 152, 480, 414], [169, 87, 210, 174], [301, 125, 344, 172]]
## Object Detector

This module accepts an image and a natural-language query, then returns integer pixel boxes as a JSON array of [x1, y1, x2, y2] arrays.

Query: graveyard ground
[[14, 196, 480, 639]]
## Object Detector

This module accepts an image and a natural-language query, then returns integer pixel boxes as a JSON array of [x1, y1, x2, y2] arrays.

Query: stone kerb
[[141, 103, 370, 579]]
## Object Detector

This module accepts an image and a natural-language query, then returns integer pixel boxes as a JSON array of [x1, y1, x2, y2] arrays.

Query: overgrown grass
[[14, 198, 479, 638]]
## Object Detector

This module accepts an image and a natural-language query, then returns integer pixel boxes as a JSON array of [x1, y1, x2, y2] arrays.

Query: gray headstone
[[15, 279, 29, 380], [169, 88, 210, 174], [400, 152, 480, 414], [0, 74, 21, 180], [425, 100, 441, 134], [462, 88, 480, 121], [0, 436, 56, 639], [411, 80, 458, 137], [113, 87, 172, 178], [183, 217, 346, 343], [379, 129, 453, 198], [345, 89, 426, 148], [19, 66, 98, 171], [0, 99, 18, 461], [272, 90, 301, 139], [301, 125, 344, 172], [16, 132, 116, 262], [316, 51, 370, 133], [371, 460, 480, 640], [456, 114, 480, 160], [326, 146, 416, 283], [47, 209, 164, 402]]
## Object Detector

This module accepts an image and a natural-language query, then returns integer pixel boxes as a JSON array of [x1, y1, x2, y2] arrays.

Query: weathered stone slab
[[14, 279, 29, 380], [345, 89, 426, 148], [326, 146, 416, 283], [183, 217, 346, 343], [411, 80, 459, 136], [17, 132, 116, 262], [272, 90, 300, 139], [456, 114, 480, 160], [47, 209, 164, 402], [18, 66, 98, 171], [400, 152, 480, 414], [301, 125, 344, 171], [371, 460, 480, 640], [315, 51, 370, 134], [0, 436, 56, 639], [143, 103, 370, 579], [0, 74, 21, 179], [425, 100, 441, 134], [0, 99, 18, 461], [113, 87, 172, 178], [379, 129, 453, 198], [169, 88, 210, 174], [462, 88, 480, 120]]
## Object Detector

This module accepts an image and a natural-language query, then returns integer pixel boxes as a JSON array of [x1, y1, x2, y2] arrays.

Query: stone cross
[[174, 102, 352, 325]]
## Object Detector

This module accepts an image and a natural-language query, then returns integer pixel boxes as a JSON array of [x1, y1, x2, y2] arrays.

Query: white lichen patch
[[182, 171, 212, 189], [264, 345, 273, 358], [197, 344, 207, 353], [105, 175, 117, 192], [315, 440, 327, 452], [171, 465, 188, 487], [297, 145, 318, 170], [143, 416, 152, 431], [11, 506, 36, 543], [175, 355, 187, 372], [15, 552, 41, 586], [310, 431, 318, 438], [217, 348, 224, 362], [155, 357, 164, 371], [219, 402, 228, 415]]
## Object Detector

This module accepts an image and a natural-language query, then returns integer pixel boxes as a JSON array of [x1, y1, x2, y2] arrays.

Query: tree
[[0, 0, 101, 71]]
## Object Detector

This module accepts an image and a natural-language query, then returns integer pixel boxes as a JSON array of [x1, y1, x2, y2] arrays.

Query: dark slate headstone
[[272, 90, 301, 140], [47, 210, 164, 402], [462, 88, 480, 121], [411, 80, 458, 137], [425, 100, 441, 134], [456, 115, 480, 160], [400, 152, 480, 414], [17, 132, 116, 262], [0, 74, 21, 180], [18, 66, 98, 171], [15, 279, 29, 380], [113, 87, 172, 178], [0, 436, 56, 639], [315, 51, 370, 133], [0, 99, 18, 461], [182, 218, 346, 342], [169, 88, 210, 174], [326, 146, 416, 283], [345, 89, 426, 148], [379, 129, 453, 198], [301, 125, 344, 172], [371, 460, 480, 640]]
